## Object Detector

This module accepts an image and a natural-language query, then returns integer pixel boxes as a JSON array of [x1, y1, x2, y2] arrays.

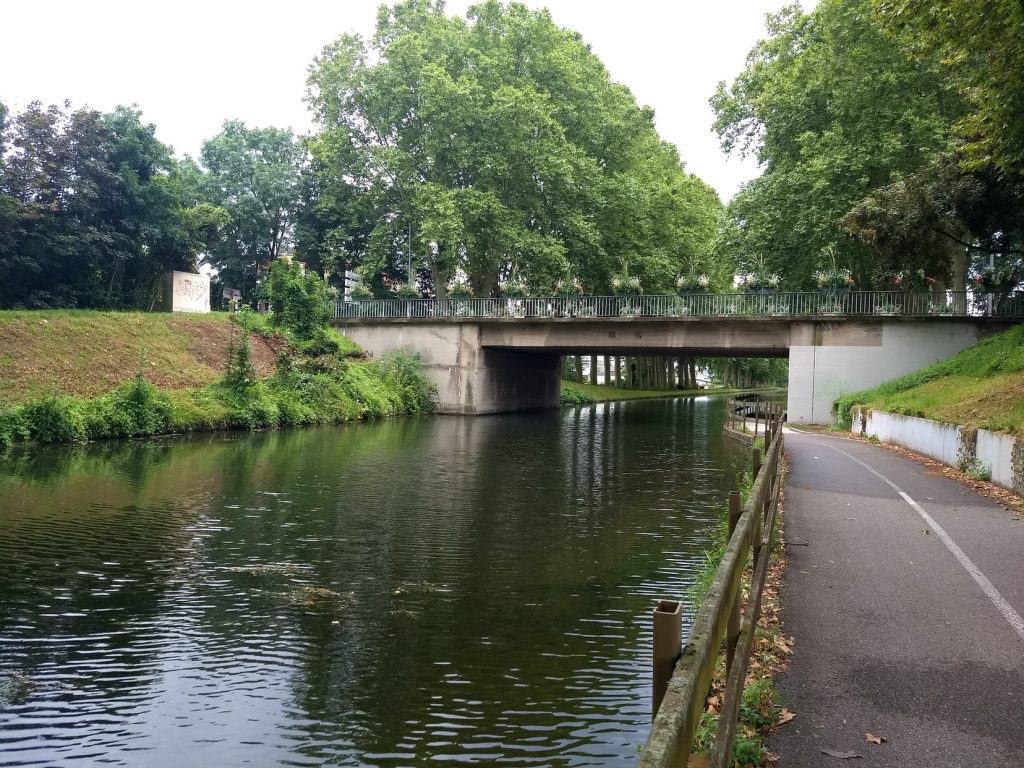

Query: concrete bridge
[[332, 292, 1021, 423]]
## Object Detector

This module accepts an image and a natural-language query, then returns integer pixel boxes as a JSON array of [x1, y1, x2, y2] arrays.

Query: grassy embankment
[[0, 309, 435, 446], [560, 380, 753, 405], [834, 325, 1024, 435]]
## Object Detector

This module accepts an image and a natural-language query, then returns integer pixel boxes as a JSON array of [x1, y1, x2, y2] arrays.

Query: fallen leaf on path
[[821, 749, 862, 759], [865, 733, 886, 745], [776, 709, 796, 726], [921, 529, 931, 535]]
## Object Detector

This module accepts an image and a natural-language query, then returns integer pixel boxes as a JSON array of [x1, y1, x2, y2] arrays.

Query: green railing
[[332, 291, 1024, 320]]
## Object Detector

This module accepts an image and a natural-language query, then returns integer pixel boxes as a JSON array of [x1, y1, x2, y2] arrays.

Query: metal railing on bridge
[[332, 291, 1024, 321]]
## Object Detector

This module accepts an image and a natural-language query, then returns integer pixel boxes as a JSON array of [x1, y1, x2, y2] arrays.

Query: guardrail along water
[[333, 291, 1024, 320], [0, 398, 748, 767], [640, 408, 785, 768]]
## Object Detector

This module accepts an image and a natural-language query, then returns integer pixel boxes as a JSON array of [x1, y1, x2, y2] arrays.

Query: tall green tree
[[874, 0, 1024, 177], [200, 121, 304, 302], [0, 102, 225, 309], [711, 0, 958, 288], [306, 0, 722, 297]]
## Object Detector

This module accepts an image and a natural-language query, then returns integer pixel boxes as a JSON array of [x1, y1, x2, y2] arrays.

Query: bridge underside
[[334, 317, 1004, 421]]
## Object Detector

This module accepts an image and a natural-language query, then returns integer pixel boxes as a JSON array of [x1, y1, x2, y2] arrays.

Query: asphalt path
[[768, 429, 1024, 767]]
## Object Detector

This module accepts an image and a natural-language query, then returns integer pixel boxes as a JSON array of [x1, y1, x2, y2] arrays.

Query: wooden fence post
[[725, 491, 742, 676], [752, 447, 761, 479]]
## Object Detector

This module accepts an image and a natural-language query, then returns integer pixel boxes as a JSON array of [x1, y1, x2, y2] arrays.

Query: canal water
[[0, 397, 745, 767]]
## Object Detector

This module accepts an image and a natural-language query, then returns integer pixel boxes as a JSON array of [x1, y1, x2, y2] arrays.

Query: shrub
[[0, 408, 31, 446], [267, 260, 330, 340], [560, 384, 596, 405], [22, 395, 88, 442], [378, 350, 437, 414], [233, 305, 274, 336], [98, 373, 173, 437], [224, 332, 258, 392]]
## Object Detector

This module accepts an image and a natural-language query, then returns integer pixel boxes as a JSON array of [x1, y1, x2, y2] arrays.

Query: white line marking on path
[[789, 429, 1024, 642]]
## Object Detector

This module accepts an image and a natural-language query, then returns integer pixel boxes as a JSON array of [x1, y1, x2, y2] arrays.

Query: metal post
[[725, 491, 742, 675], [653, 599, 682, 717]]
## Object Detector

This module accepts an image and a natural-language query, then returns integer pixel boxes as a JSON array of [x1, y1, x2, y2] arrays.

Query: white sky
[[0, 0, 807, 202]]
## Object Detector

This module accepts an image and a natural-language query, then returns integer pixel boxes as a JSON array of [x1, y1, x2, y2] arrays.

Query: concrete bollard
[[652, 599, 682, 717]]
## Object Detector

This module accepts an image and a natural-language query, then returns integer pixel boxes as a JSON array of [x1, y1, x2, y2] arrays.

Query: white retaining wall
[[851, 407, 1021, 493]]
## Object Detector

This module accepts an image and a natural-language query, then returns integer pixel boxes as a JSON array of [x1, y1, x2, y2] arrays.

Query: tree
[[874, 0, 1024, 177], [306, 0, 722, 297], [201, 121, 304, 302], [711, 0, 958, 288], [0, 102, 225, 309]]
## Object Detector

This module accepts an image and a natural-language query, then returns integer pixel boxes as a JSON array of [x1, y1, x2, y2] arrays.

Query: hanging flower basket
[[611, 275, 643, 295], [554, 279, 585, 297], [676, 273, 710, 295], [814, 268, 853, 293], [974, 268, 1019, 293], [739, 273, 780, 294], [395, 283, 421, 300], [499, 279, 529, 298]]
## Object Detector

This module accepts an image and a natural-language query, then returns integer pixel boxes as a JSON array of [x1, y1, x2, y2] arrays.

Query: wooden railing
[[639, 413, 785, 768], [727, 396, 786, 438]]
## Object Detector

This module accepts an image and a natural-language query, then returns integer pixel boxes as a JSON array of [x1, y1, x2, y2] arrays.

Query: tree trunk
[[575, 355, 584, 384]]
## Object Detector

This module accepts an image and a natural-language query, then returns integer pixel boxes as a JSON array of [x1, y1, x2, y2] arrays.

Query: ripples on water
[[0, 397, 745, 767]]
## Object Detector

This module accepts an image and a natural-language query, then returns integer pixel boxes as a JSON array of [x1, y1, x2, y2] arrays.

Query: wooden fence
[[639, 413, 785, 768]]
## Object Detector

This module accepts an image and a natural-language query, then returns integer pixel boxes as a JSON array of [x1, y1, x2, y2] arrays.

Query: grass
[[834, 326, 1024, 435], [0, 309, 285, 406], [0, 310, 436, 448]]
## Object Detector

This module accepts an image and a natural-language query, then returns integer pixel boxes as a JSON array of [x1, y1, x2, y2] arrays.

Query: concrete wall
[[162, 270, 210, 313], [337, 322, 560, 414], [788, 321, 983, 424], [852, 407, 1022, 494]]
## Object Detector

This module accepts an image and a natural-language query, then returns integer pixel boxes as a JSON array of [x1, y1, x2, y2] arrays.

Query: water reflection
[[0, 398, 744, 767]]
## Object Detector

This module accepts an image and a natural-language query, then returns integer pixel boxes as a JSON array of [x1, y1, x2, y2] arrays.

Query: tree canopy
[[711, 0, 958, 287], [0, 102, 227, 309], [874, 0, 1024, 177], [305, 0, 722, 297], [200, 121, 304, 301]]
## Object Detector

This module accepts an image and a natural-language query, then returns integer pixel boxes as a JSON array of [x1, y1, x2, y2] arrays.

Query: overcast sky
[[0, 0, 806, 202]]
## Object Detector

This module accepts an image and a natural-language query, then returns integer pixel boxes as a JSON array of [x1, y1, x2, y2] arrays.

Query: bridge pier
[[786, 320, 989, 423], [336, 321, 560, 414]]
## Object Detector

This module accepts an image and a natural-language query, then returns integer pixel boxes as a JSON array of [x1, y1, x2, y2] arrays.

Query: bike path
[[768, 429, 1024, 767]]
